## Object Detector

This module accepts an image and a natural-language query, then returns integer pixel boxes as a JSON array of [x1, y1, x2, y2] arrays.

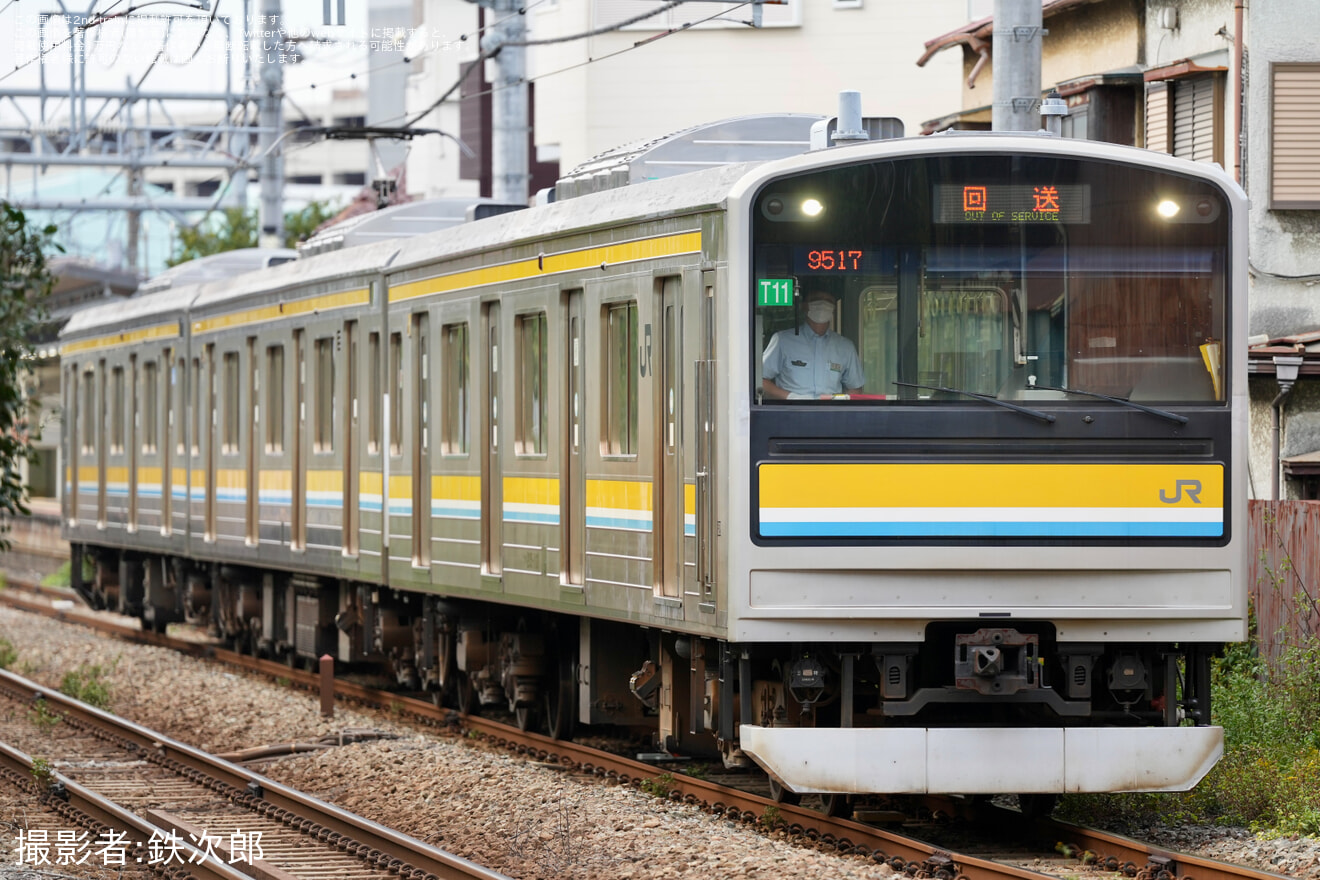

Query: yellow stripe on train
[[390, 231, 702, 302], [759, 463, 1224, 510]]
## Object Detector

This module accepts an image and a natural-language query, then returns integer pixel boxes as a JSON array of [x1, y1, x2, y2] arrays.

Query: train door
[[162, 349, 172, 534], [695, 271, 717, 607], [344, 320, 359, 557], [655, 277, 682, 601], [246, 337, 258, 545], [128, 355, 139, 531], [412, 314, 430, 566], [562, 290, 584, 586], [482, 302, 502, 576], [292, 329, 306, 550], [204, 344, 217, 542]]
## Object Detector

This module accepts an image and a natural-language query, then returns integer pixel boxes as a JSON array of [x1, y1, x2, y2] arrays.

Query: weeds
[[0, 637, 16, 669], [30, 757, 53, 787], [28, 700, 60, 731], [58, 662, 113, 710], [275, 676, 291, 688], [760, 804, 782, 829], [640, 772, 674, 798]]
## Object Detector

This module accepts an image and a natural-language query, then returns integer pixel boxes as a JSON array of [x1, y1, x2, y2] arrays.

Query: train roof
[[182, 160, 756, 317], [61, 284, 199, 341]]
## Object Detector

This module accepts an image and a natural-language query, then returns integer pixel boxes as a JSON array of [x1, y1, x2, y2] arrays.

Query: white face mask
[[806, 301, 834, 324]]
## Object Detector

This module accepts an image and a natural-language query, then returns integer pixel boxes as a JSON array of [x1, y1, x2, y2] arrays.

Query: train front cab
[[726, 137, 1248, 796]]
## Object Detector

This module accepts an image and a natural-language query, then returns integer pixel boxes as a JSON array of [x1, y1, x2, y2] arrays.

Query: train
[[60, 122, 1248, 809]]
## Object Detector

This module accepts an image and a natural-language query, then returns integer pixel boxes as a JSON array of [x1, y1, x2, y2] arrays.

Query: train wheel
[[515, 705, 539, 732], [767, 777, 801, 806], [820, 793, 850, 818], [456, 671, 479, 716], [544, 654, 576, 741]]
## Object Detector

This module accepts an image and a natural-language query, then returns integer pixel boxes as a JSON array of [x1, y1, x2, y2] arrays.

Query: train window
[[752, 153, 1229, 405], [81, 369, 95, 455], [110, 367, 125, 454], [266, 345, 284, 453], [190, 358, 201, 455], [603, 301, 638, 456], [516, 313, 548, 456], [368, 332, 381, 454], [142, 361, 158, 454], [314, 337, 334, 454], [442, 323, 469, 455], [389, 332, 403, 456], [176, 357, 185, 456], [223, 352, 240, 454]]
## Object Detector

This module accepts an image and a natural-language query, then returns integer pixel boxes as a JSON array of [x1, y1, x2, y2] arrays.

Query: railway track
[[0, 667, 510, 880], [0, 585, 1294, 880]]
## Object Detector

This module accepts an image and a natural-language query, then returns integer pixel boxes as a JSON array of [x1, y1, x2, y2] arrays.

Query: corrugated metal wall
[[1248, 500, 1320, 663]]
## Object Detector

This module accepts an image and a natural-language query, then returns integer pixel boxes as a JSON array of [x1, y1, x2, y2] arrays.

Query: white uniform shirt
[[763, 324, 865, 397]]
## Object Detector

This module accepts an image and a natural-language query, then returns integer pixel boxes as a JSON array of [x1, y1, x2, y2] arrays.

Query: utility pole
[[992, 0, 1044, 132], [258, 0, 286, 247], [480, 0, 529, 206]]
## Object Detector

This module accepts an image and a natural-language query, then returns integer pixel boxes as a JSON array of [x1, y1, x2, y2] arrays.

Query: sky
[[0, 0, 378, 124]]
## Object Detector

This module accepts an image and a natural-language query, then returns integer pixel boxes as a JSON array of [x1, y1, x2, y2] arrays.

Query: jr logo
[[1159, 480, 1203, 504]]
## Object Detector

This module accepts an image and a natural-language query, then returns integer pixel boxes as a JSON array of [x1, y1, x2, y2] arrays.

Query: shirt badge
[[791, 359, 807, 367]]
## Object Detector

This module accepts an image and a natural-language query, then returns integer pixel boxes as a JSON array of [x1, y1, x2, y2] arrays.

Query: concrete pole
[[482, 0, 529, 205], [992, 0, 1044, 132], [258, 0, 285, 247]]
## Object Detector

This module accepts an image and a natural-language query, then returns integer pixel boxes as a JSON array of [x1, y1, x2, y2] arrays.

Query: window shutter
[[1172, 76, 1218, 164], [1272, 63, 1320, 209], [1145, 82, 1170, 153]]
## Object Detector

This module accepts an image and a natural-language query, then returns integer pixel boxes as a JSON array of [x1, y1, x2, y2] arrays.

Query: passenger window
[[602, 301, 638, 456], [516, 312, 548, 456], [442, 323, 469, 455], [314, 337, 334, 453], [110, 366, 125, 454], [142, 361, 158, 454], [81, 369, 96, 454], [266, 345, 284, 453], [223, 352, 240, 454], [389, 332, 403, 456], [368, 332, 381, 453]]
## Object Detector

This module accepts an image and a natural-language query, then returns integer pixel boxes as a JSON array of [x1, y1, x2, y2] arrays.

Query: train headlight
[[1156, 199, 1180, 219], [801, 198, 824, 217]]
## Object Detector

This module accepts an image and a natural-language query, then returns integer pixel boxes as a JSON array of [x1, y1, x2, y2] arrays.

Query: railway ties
[[0, 668, 509, 880]]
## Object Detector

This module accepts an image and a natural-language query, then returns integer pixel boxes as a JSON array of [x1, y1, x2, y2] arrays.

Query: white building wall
[[407, 1, 966, 197]]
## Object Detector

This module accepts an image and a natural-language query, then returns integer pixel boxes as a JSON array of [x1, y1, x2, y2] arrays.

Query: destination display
[[933, 184, 1091, 224]]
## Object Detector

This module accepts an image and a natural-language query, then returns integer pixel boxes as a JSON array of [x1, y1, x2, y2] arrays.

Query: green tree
[[167, 201, 339, 266], [0, 202, 60, 545]]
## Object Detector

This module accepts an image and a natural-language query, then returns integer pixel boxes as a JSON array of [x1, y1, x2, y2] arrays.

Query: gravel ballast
[[0, 605, 1316, 880]]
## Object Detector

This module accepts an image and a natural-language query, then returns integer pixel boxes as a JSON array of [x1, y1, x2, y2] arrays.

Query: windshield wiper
[[1027, 383, 1188, 425], [892, 381, 1055, 423]]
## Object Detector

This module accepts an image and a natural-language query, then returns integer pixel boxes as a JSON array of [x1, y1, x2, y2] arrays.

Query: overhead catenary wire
[[387, 0, 751, 131]]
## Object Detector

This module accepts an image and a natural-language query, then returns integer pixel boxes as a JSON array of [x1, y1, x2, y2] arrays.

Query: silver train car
[[61, 133, 1247, 802]]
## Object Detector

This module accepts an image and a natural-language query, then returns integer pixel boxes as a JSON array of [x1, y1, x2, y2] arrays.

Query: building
[[405, 0, 969, 200]]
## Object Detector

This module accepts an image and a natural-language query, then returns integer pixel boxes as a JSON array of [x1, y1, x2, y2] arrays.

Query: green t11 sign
[[758, 278, 794, 307]]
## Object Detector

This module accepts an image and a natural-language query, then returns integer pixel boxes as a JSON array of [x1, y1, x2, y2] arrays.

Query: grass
[[1057, 633, 1320, 837], [58, 661, 114, 711], [0, 637, 15, 669]]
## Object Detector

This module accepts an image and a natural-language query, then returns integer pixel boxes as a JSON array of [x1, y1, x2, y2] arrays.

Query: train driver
[[762, 288, 865, 399]]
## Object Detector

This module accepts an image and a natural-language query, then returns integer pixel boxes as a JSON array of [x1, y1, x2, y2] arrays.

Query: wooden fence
[[1248, 500, 1320, 663]]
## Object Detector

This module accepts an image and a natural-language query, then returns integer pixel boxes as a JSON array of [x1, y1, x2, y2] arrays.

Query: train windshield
[[752, 153, 1230, 405]]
